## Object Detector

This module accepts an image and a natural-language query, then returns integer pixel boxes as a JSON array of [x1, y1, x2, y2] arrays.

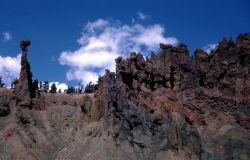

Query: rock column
[[14, 40, 33, 108]]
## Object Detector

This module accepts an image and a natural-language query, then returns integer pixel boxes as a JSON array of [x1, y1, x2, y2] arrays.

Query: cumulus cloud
[[0, 54, 21, 87], [2, 32, 12, 42], [203, 43, 217, 53], [59, 19, 178, 86], [49, 82, 68, 93]]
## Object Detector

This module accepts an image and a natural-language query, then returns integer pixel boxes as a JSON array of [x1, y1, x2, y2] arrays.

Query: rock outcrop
[[14, 40, 33, 108], [0, 34, 249, 160], [14, 40, 43, 109], [89, 33, 250, 159], [113, 34, 250, 129]]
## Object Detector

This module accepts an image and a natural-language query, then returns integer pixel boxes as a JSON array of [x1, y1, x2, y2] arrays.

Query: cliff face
[[0, 34, 249, 160]]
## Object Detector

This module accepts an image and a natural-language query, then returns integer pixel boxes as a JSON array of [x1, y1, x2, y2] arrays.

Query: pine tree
[[66, 86, 75, 94], [84, 82, 97, 93], [0, 76, 5, 88], [44, 81, 49, 93], [50, 83, 57, 93], [228, 37, 235, 46], [11, 78, 19, 89]]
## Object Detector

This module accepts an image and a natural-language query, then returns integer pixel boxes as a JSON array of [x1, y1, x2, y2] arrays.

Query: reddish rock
[[0, 34, 249, 160]]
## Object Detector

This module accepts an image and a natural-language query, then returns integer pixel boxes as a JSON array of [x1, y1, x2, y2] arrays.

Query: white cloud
[[59, 19, 178, 86], [134, 24, 178, 49], [137, 12, 150, 21], [49, 82, 68, 93], [2, 32, 12, 42], [0, 54, 21, 87], [203, 43, 217, 53]]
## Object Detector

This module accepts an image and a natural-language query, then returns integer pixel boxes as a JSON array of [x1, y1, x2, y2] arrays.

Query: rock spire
[[14, 40, 34, 108]]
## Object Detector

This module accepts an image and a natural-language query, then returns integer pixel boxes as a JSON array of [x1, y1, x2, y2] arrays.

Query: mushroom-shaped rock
[[14, 40, 35, 109], [20, 40, 31, 51]]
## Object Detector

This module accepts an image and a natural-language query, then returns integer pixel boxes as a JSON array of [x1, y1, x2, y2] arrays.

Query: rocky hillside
[[0, 34, 249, 160]]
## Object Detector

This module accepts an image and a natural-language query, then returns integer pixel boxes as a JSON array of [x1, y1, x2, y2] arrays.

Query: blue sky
[[0, 0, 249, 88]]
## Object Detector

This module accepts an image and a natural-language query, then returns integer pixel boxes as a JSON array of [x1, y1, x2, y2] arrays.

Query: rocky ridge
[[0, 33, 249, 160]]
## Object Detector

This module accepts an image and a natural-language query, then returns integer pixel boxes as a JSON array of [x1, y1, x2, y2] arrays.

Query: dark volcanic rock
[[14, 40, 43, 109], [14, 40, 33, 108], [93, 70, 202, 159], [0, 33, 249, 160], [93, 33, 250, 159], [20, 40, 30, 52]]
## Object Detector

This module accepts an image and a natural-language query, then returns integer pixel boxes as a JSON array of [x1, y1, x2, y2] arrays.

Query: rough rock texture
[[0, 89, 11, 117], [0, 34, 249, 160], [14, 40, 33, 108], [14, 40, 44, 110]]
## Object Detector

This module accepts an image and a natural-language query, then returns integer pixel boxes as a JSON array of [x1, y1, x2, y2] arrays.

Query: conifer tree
[[50, 83, 57, 93], [0, 76, 5, 88]]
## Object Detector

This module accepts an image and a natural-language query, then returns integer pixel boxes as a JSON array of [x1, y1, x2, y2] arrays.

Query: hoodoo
[[0, 34, 249, 160], [14, 40, 39, 109]]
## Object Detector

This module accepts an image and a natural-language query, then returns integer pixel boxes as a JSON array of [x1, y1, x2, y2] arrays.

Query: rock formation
[[88, 33, 249, 159], [0, 34, 249, 160], [20, 40, 31, 52], [14, 40, 42, 109]]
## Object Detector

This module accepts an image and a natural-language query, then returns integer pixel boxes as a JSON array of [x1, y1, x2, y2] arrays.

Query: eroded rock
[[0, 34, 249, 160], [14, 40, 42, 109]]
